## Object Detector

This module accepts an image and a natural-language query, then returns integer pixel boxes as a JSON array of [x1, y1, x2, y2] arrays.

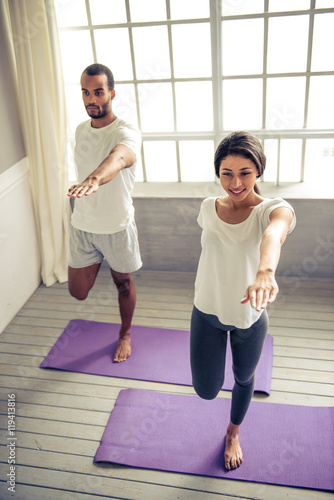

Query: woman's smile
[[229, 188, 246, 196]]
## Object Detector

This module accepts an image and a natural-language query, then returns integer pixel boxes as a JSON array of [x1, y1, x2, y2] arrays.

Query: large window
[[56, 0, 334, 185]]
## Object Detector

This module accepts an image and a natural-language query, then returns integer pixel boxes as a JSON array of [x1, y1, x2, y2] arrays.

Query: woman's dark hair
[[82, 63, 114, 90], [214, 131, 266, 194]]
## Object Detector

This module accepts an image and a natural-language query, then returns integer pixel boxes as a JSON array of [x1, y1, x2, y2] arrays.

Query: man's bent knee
[[68, 284, 89, 301], [68, 264, 100, 301]]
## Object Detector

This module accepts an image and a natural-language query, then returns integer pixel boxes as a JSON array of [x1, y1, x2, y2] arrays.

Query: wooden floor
[[0, 266, 333, 500]]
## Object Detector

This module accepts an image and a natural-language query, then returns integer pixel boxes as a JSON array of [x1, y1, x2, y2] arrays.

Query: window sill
[[132, 181, 333, 200]]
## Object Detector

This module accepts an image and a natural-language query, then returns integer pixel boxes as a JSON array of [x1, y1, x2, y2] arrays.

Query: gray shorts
[[69, 221, 142, 273]]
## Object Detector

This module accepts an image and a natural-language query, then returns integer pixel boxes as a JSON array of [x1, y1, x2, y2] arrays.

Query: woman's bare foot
[[224, 422, 243, 470], [113, 334, 131, 362]]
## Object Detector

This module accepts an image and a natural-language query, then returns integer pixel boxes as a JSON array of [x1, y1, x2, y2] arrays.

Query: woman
[[190, 131, 295, 471]]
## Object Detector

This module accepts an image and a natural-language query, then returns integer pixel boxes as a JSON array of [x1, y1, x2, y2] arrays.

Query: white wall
[[0, 158, 41, 333], [0, 3, 25, 176]]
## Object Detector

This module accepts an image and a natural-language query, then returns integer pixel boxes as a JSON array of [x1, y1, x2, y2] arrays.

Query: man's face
[[81, 73, 115, 119]]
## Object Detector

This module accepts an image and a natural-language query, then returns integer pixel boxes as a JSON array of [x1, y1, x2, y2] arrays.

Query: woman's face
[[219, 155, 258, 202]]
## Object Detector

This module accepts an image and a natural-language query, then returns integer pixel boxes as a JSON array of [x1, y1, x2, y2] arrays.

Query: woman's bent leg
[[190, 306, 228, 400]]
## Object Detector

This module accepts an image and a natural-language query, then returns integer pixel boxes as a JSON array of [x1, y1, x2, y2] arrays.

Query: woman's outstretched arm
[[241, 207, 294, 311]]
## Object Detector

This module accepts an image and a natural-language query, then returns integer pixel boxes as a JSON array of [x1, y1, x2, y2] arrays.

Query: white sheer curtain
[[6, 0, 70, 286]]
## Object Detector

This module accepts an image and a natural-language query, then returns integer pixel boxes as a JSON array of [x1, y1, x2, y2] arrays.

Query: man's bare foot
[[224, 422, 243, 470], [113, 334, 131, 362]]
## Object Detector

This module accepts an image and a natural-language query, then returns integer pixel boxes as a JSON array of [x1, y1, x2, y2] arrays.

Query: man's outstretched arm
[[68, 144, 136, 198]]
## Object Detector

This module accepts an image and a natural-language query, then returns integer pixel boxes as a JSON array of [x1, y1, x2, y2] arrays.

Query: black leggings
[[190, 306, 268, 425]]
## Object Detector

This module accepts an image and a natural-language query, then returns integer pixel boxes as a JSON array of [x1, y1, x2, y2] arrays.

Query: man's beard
[[86, 100, 110, 119]]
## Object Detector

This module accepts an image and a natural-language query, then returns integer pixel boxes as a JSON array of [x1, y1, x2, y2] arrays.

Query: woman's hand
[[241, 270, 278, 311]]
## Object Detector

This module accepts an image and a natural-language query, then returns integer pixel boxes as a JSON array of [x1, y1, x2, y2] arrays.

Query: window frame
[[57, 0, 334, 186]]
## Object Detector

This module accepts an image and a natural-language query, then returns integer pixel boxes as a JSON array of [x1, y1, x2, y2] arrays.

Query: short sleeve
[[197, 201, 205, 229], [197, 197, 215, 229], [75, 120, 88, 143], [263, 198, 296, 234], [117, 124, 142, 158]]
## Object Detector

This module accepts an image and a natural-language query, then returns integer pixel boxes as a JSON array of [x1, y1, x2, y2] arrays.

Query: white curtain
[[6, 0, 70, 286]]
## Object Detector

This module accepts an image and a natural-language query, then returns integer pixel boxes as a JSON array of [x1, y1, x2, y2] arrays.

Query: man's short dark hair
[[82, 63, 114, 90]]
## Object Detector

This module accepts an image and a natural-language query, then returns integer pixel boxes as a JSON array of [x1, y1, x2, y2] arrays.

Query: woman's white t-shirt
[[194, 197, 296, 329]]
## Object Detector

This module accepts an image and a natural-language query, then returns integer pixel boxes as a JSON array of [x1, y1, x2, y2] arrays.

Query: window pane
[[267, 16, 309, 73], [170, 0, 210, 19], [89, 0, 127, 24], [223, 79, 262, 130], [266, 77, 306, 129], [129, 0, 166, 22], [132, 27, 171, 80], [59, 31, 93, 84], [263, 139, 279, 182], [172, 23, 211, 78], [113, 84, 138, 128], [135, 156, 144, 182], [138, 83, 174, 132], [269, 0, 310, 11], [279, 140, 302, 182], [179, 141, 215, 181], [55, 0, 88, 27], [175, 82, 213, 131], [144, 141, 178, 181], [304, 139, 334, 182], [222, 0, 264, 16], [315, 0, 334, 7], [308, 76, 334, 128], [64, 84, 88, 136], [94, 28, 133, 80], [312, 14, 334, 72], [222, 19, 264, 76]]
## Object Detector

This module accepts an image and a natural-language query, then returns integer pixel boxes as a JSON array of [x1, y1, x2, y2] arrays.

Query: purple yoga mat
[[40, 319, 273, 394], [94, 388, 334, 491]]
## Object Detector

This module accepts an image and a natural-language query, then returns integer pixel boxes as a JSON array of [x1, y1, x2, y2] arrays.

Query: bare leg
[[68, 263, 101, 300], [224, 421, 243, 470], [110, 269, 136, 362]]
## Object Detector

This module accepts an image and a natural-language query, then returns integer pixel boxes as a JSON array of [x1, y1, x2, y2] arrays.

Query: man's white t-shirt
[[194, 197, 296, 329], [71, 117, 141, 234]]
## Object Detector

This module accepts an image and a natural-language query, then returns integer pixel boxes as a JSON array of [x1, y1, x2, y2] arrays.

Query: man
[[67, 63, 142, 363]]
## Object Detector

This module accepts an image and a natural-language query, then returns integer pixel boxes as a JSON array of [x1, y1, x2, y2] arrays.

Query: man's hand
[[67, 177, 99, 198]]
